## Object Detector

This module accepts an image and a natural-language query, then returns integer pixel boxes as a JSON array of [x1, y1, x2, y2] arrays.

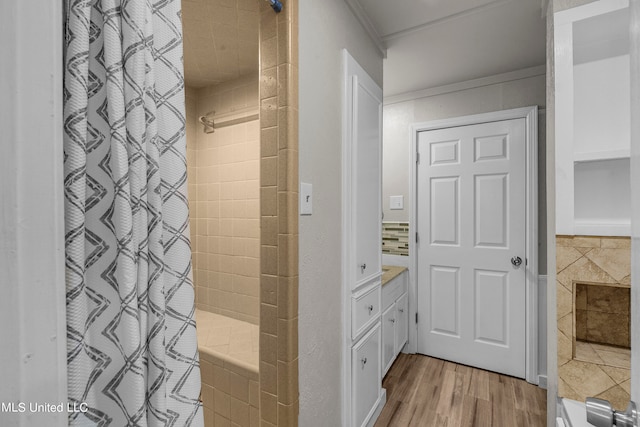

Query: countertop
[[381, 265, 407, 286]]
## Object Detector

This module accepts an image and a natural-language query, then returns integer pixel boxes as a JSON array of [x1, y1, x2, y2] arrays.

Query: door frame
[[407, 106, 539, 384]]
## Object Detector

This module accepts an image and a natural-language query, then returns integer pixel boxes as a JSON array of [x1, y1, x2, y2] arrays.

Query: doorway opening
[[409, 107, 539, 383]]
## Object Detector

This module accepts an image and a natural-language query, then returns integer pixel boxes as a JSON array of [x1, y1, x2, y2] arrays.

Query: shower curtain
[[63, 0, 203, 425]]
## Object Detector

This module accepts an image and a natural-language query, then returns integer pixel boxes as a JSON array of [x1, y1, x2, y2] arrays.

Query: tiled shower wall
[[186, 74, 261, 324], [556, 235, 631, 410], [258, 0, 299, 424]]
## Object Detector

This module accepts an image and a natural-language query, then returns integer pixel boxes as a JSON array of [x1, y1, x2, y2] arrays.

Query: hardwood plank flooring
[[375, 354, 546, 427]]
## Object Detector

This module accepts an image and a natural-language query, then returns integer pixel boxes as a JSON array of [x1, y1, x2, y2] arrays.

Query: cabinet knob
[[360, 263, 367, 273], [361, 357, 367, 369], [367, 304, 374, 314], [389, 318, 395, 323], [398, 308, 404, 313]]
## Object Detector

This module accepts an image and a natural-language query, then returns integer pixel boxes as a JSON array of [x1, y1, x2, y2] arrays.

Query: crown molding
[[384, 64, 546, 105], [343, 0, 387, 57], [381, 0, 510, 42]]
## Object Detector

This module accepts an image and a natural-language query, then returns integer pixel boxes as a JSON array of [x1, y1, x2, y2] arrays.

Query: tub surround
[[556, 235, 631, 411], [381, 265, 407, 286], [196, 309, 259, 427]]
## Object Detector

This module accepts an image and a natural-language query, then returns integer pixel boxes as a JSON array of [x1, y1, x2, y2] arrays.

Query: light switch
[[300, 182, 312, 215], [390, 195, 404, 210]]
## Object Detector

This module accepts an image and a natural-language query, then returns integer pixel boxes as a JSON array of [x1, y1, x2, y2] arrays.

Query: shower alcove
[[182, 0, 300, 425], [554, 0, 632, 411]]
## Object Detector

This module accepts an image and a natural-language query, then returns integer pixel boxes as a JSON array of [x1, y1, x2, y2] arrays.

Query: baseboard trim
[[538, 375, 548, 389], [366, 388, 387, 427]]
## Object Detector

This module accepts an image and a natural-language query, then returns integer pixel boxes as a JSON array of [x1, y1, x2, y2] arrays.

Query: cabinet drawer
[[382, 271, 407, 310], [352, 284, 381, 340], [352, 323, 381, 427]]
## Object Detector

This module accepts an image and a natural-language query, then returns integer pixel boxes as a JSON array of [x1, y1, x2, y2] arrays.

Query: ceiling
[[182, 0, 259, 88], [354, 0, 548, 97], [181, 0, 546, 94]]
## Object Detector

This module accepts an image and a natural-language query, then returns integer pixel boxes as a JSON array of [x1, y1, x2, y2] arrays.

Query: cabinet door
[[352, 323, 381, 427], [382, 304, 396, 376], [352, 74, 382, 288], [395, 293, 409, 354]]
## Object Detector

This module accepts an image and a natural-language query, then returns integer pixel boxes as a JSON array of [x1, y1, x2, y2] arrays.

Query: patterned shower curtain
[[63, 0, 203, 425]]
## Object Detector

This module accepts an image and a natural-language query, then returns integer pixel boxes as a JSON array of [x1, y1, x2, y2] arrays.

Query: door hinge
[[415, 232, 419, 243], [415, 313, 418, 324], [416, 152, 420, 164]]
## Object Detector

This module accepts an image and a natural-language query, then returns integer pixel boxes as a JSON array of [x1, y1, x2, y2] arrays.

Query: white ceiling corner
[[353, 0, 547, 97], [343, 0, 388, 57]]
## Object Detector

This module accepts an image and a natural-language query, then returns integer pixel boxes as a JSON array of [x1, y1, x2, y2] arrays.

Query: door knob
[[511, 256, 523, 267], [586, 398, 638, 427]]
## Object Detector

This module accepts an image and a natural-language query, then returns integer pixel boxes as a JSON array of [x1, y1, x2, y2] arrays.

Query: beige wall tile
[[229, 371, 250, 402], [186, 76, 261, 323], [261, 246, 278, 276], [260, 361, 277, 396], [557, 235, 632, 403], [600, 237, 631, 249], [260, 187, 277, 216], [557, 236, 601, 248], [204, 407, 214, 427], [585, 248, 631, 283], [277, 276, 298, 321], [214, 388, 231, 418], [230, 397, 250, 426], [596, 385, 631, 412], [277, 319, 298, 363], [260, 332, 278, 366], [260, 391, 278, 425], [559, 360, 615, 398], [249, 380, 260, 407], [276, 360, 298, 405], [259, 0, 298, 423], [261, 303, 278, 335], [202, 384, 214, 409], [215, 413, 231, 427], [277, 401, 298, 426]]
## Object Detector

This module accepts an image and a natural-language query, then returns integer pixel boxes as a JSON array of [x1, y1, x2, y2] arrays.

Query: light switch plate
[[390, 195, 404, 210], [300, 182, 312, 215]]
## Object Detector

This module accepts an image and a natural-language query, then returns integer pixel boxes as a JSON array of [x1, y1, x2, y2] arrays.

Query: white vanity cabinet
[[352, 323, 382, 427], [381, 270, 408, 377], [343, 50, 384, 427]]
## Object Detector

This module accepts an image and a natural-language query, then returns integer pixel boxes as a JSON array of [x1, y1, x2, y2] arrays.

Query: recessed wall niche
[[574, 282, 630, 349]]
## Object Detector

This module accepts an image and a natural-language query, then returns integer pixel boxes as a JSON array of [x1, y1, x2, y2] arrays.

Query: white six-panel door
[[417, 118, 527, 378]]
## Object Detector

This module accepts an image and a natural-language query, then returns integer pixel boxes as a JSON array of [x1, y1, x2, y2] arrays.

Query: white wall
[[383, 73, 548, 273], [298, 0, 383, 424], [0, 1, 67, 426]]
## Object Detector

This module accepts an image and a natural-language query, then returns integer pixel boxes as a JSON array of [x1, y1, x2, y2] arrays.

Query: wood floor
[[375, 353, 547, 427]]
